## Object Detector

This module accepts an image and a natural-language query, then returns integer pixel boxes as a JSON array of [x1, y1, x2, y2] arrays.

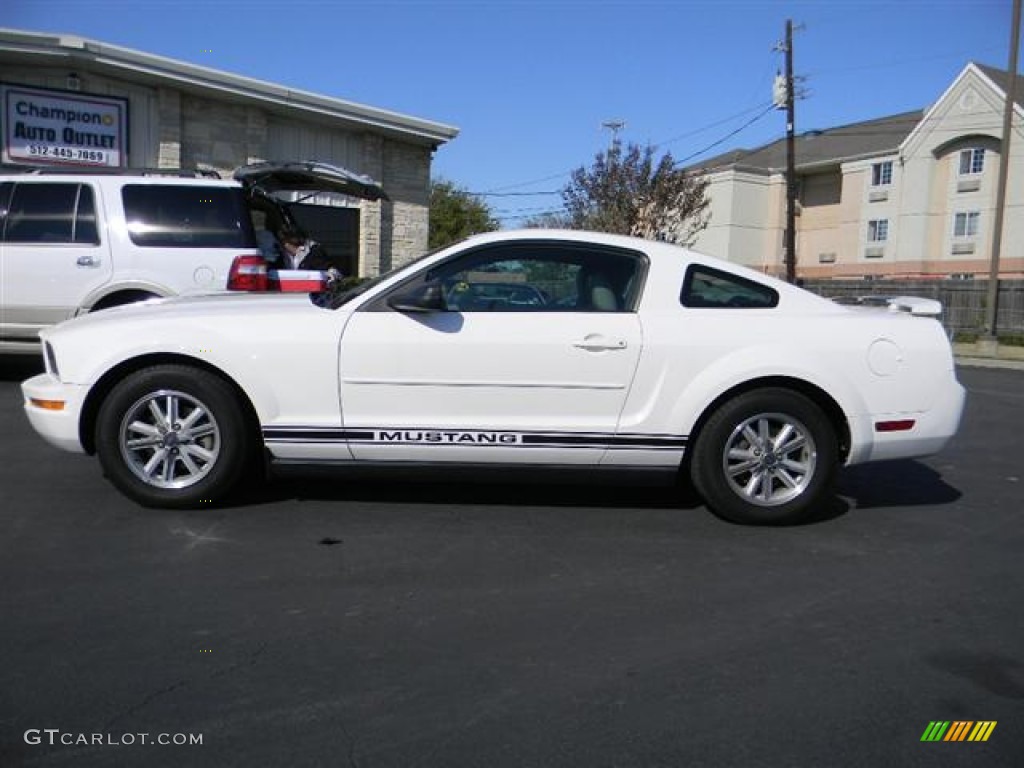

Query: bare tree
[[523, 210, 572, 229], [562, 142, 710, 246]]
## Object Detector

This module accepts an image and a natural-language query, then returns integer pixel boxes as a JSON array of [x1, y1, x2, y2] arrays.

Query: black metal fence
[[802, 279, 1024, 340]]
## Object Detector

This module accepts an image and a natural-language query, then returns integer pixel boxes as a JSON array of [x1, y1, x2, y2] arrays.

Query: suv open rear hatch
[[229, 161, 388, 293], [235, 160, 387, 214]]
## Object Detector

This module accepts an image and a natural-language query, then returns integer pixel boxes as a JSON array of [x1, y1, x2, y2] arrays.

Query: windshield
[[326, 244, 449, 309]]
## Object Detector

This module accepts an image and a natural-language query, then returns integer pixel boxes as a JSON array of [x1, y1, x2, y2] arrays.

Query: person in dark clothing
[[275, 225, 333, 271]]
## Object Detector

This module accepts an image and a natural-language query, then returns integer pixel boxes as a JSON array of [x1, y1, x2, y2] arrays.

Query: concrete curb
[[955, 356, 1024, 371]]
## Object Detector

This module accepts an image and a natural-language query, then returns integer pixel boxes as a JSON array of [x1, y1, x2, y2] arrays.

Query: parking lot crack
[[102, 678, 191, 732], [337, 712, 360, 768], [208, 641, 268, 680], [100, 642, 268, 732]]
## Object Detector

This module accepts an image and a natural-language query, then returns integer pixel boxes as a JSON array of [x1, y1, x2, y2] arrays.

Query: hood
[[42, 292, 348, 386], [45, 292, 313, 338]]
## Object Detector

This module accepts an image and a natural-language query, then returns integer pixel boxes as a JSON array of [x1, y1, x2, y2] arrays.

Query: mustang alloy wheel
[[691, 388, 838, 525], [96, 365, 251, 508], [118, 389, 221, 490], [721, 411, 817, 507]]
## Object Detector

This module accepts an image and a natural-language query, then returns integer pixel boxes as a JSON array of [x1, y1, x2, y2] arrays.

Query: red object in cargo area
[[227, 255, 329, 292], [269, 269, 330, 292]]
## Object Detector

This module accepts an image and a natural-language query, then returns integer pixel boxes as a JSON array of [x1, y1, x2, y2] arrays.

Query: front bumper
[[21, 373, 88, 454]]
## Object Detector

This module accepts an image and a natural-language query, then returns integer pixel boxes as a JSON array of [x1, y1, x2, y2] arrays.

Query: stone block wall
[[180, 95, 254, 175], [157, 88, 181, 168], [383, 140, 432, 268], [173, 100, 433, 275]]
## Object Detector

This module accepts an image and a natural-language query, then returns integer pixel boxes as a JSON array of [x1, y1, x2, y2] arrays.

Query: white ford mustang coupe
[[22, 230, 965, 524]]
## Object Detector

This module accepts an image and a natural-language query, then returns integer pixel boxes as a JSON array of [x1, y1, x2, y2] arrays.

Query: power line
[[805, 47, 1006, 77], [652, 101, 775, 150], [672, 104, 777, 167], [481, 98, 778, 194], [489, 103, 781, 224], [468, 190, 561, 197]]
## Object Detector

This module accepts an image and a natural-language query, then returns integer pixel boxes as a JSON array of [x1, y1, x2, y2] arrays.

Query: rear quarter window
[[680, 265, 779, 309], [1, 182, 100, 245], [122, 185, 256, 248]]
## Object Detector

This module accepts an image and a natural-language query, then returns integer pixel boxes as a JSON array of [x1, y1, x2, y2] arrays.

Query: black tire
[[95, 365, 251, 508], [690, 388, 838, 525]]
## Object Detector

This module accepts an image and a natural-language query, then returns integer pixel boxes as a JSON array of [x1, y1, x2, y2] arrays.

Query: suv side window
[[122, 185, 257, 248], [2, 183, 100, 245], [0, 182, 12, 231]]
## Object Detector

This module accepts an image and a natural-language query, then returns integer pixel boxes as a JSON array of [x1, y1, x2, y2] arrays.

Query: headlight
[[44, 341, 60, 379]]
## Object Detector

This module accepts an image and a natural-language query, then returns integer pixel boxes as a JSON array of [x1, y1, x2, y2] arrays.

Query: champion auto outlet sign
[[2, 84, 128, 167]]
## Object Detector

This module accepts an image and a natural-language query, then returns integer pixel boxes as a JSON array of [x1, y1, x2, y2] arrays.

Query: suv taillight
[[227, 255, 269, 291]]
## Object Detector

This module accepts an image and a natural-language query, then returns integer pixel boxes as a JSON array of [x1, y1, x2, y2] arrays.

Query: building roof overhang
[[0, 27, 460, 149]]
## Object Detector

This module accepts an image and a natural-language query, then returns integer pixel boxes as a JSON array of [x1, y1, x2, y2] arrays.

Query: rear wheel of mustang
[[691, 388, 838, 525], [95, 365, 251, 508]]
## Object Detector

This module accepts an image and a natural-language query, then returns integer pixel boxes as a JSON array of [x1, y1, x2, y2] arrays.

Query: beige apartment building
[[692, 63, 1024, 280], [0, 28, 458, 275]]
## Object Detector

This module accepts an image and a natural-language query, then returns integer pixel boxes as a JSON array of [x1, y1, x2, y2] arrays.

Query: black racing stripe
[[523, 434, 687, 448], [264, 429, 370, 441], [263, 427, 687, 448]]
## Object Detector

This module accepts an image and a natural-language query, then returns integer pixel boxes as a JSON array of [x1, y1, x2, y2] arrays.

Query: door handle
[[572, 335, 628, 351], [76, 255, 99, 267]]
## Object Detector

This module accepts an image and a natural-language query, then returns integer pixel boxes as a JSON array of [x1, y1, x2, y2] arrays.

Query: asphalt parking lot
[[1, 358, 1021, 767]]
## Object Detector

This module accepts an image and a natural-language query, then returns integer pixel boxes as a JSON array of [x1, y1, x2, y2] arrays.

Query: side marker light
[[30, 398, 66, 411], [875, 419, 915, 432]]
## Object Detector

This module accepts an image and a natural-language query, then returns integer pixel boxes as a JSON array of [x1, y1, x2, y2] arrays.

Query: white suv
[[0, 162, 385, 353]]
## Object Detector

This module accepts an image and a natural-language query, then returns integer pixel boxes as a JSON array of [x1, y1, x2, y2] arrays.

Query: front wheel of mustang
[[95, 365, 251, 508], [691, 388, 838, 525]]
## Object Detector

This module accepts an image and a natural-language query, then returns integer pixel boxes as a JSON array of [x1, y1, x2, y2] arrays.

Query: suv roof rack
[[0, 164, 223, 179]]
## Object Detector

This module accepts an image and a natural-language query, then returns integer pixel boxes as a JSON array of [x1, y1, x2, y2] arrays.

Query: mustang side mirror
[[387, 283, 447, 313]]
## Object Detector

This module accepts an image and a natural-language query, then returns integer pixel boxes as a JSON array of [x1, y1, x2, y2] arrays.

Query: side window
[[0, 182, 12, 237], [74, 184, 100, 245], [426, 244, 644, 312], [1, 183, 100, 245], [681, 265, 779, 309], [4, 183, 80, 243], [122, 185, 257, 248]]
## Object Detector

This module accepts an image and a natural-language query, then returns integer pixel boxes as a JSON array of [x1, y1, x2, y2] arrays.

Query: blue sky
[[3, 0, 1016, 224]]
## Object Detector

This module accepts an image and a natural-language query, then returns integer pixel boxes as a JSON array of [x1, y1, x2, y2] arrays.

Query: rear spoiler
[[832, 295, 942, 317]]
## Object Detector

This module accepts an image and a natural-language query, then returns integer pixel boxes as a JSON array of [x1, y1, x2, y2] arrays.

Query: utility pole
[[601, 120, 626, 152], [981, 0, 1022, 352], [783, 19, 798, 284]]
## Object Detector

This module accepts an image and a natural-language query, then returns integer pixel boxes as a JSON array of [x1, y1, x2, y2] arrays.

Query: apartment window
[[867, 219, 889, 243], [959, 148, 985, 175], [871, 161, 893, 186], [953, 211, 980, 238]]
